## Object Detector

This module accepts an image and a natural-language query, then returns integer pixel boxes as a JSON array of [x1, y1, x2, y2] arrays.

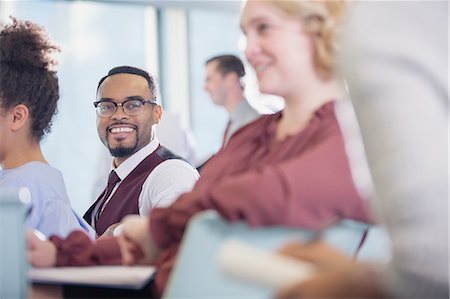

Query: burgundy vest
[[83, 145, 185, 236]]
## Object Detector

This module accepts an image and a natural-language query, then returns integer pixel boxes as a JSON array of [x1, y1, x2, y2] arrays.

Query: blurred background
[[0, 0, 283, 214]]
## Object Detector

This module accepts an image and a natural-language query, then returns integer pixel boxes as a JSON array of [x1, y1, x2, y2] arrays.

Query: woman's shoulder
[[0, 162, 66, 199], [17, 162, 63, 180]]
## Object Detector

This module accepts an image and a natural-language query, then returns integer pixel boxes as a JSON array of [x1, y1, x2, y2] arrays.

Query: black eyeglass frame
[[93, 96, 158, 117]]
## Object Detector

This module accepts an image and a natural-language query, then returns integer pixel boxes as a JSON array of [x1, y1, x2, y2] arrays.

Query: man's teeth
[[110, 127, 134, 133]]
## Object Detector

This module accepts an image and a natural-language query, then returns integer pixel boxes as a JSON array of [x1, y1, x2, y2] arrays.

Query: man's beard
[[108, 136, 139, 157]]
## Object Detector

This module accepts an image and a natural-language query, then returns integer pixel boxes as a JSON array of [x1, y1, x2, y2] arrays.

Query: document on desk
[[28, 266, 156, 289]]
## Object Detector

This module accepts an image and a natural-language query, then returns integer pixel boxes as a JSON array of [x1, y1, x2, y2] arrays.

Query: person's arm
[[139, 160, 200, 215], [151, 128, 370, 249], [28, 217, 158, 268], [27, 230, 57, 267], [118, 215, 161, 265], [340, 2, 448, 297], [28, 229, 122, 267], [276, 242, 383, 299], [203, 131, 368, 228], [35, 197, 87, 239]]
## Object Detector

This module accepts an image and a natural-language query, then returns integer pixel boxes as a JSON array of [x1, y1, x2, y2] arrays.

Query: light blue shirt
[[0, 161, 93, 238]]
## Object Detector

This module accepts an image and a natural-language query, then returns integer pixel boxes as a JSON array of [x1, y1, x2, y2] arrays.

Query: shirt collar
[[113, 137, 160, 180], [230, 99, 256, 124]]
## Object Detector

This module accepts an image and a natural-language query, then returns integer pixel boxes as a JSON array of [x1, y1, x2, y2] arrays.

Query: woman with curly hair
[[0, 17, 93, 238]]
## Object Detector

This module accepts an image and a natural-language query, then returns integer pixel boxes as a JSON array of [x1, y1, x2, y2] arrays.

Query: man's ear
[[153, 105, 163, 124], [10, 104, 30, 132], [225, 72, 239, 86]]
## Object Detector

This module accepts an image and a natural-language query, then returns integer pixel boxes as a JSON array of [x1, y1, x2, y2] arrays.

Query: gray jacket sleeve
[[340, 2, 448, 297]]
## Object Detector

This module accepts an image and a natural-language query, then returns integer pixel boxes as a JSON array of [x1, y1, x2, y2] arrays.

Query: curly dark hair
[[0, 17, 60, 141]]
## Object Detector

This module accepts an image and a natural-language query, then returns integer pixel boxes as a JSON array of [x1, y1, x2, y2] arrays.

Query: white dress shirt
[[101, 137, 199, 217]]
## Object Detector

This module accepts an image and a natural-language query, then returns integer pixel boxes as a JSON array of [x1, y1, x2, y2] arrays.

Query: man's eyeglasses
[[93, 96, 157, 117]]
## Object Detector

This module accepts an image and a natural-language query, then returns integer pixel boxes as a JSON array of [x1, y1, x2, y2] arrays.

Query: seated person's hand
[[27, 229, 57, 267], [117, 215, 160, 265], [279, 241, 351, 269], [98, 222, 121, 239], [276, 242, 382, 299]]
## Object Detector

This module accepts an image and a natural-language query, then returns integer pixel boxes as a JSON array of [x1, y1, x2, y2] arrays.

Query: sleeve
[[206, 132, 369, 228], [139, 160, 200, 216], [51, 231, 122, 266], [151, 130, 370, 249], [150, 191, 205, 248], [36, 197, 86, 239], [340, 2, 448, 297]]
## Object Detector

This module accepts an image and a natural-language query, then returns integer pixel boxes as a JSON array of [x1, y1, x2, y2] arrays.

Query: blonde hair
[[266, 0, 346, 79]]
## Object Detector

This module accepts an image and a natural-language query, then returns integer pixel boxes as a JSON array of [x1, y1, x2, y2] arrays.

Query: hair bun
[[0, 16, 60, 71]]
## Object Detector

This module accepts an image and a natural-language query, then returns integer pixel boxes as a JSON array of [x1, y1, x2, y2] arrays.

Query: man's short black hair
[[205, 54, 245, 78], [97, 66, 157, 98]]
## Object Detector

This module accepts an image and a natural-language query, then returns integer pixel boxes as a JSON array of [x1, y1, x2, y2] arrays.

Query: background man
[[204, 54, 263, 147]]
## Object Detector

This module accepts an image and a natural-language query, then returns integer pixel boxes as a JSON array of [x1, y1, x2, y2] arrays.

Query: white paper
[[28, 265, 155, 289], [217, 239, 316, 289]]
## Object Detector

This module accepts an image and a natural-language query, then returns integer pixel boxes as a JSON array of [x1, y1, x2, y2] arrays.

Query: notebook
[[29, 265, 156, 290]]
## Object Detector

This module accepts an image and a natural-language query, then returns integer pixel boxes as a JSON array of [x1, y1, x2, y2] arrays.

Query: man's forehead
[[206, 61, 221, 75], [208, 60, 220, 69], [98, 74, 152, 97], [101, 74, 148, 89], [104, 73, 147, 84]]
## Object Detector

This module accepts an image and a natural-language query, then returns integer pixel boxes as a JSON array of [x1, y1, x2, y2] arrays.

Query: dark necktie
[[222, 120, 231, 148], [94, 170, 121, 227]]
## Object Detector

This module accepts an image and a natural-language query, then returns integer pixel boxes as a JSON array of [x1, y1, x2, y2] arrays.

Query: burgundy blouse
[[149, 101, 371, 294], [54, 101, 371, 297]]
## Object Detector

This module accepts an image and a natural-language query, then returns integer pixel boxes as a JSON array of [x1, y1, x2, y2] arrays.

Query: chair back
[[0, 188, 28, 299]]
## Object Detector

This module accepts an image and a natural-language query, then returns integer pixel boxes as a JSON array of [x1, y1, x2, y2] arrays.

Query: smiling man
[[83, 66, 199, 237]]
